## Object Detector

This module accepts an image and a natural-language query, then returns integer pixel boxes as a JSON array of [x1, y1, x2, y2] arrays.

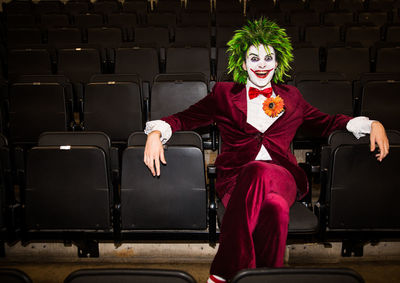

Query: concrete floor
[[0, 242, 399, 282]]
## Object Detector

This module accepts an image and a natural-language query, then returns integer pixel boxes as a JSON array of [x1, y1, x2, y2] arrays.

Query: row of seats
[[0, 267, 366, 283], [1, 73, 400, 147], [6, 24, 400, 48], [5, 44, 400, 83], [0, 129, 399, 257]]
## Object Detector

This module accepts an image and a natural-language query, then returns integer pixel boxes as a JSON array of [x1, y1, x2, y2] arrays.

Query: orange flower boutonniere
[[262, 95, 285, 118]]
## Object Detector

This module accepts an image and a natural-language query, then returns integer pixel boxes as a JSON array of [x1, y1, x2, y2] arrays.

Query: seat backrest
[[292, 47, 321, 73], [376, 47, 400, 73], [304, 25, 341, 47], [0, 268, 32, 283], [165, 47, 210, 79], [344, 25, 381, 48], [174, 26, 211, 47], [64, 268, 196, 283], [231, 268, 365, 283], [322, 130, 400, 230], [360, 81, 400, 130], [9, 83, 69, 144], [115, 47, 159, 84], [150, 79, 208, 120], [74, 13, 104, 28], [87, 27, 123, 47], [134, 26, 171, 47], [121, 131, 206, 230], [83, 82, 143, 142], [25, 145, 111, 230], [47, 27, 83, 46], [8, 49, 52, 79]]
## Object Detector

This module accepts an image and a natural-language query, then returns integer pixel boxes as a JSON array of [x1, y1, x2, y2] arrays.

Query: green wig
[[227, 18, 293, 84]]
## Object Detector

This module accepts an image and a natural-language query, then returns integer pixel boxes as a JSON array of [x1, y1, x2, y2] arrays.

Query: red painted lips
[[251, 68, 274, 78]]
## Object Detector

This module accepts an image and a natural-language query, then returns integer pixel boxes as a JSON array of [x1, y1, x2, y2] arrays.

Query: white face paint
[[243, 45, 278, 89]]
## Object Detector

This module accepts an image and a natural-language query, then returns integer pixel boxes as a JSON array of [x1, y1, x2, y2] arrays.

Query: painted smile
[[250, 68, 274, 78]]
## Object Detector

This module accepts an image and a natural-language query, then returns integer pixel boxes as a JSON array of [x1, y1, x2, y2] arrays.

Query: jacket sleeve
[[161, 84, 218, 133], [299, 88, 352, 137]]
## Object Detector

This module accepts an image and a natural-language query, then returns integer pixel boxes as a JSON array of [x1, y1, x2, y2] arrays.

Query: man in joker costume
[[144, 19, 389, 282]]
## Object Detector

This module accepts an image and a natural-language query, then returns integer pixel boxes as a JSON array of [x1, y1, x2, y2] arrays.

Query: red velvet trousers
[[210, 161, 297, 280]]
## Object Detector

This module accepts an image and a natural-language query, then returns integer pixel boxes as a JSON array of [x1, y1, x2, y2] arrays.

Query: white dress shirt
[[145, 81, 374, 161]]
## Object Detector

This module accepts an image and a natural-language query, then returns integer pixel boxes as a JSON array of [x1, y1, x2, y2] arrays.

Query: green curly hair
[[227, 18, 293, 84]]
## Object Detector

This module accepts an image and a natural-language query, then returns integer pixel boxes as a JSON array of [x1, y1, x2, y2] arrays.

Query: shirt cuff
[[346, 116, 375, 139], [144, 120, 172, 144]]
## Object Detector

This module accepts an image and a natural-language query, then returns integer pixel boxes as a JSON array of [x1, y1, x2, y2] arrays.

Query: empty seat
[[146, 12, 177, 27], [344, 25, 381, 47], [292, 47, 321, 74], [375, 46, 400, 72], [33, 0, 63, 15], [65, 1, 91, 15], [0, 268, 32, 283], [22, 132, 114, 244], [318, 130, 400, 246], [40, 14, 70, 28], [87, 27, 124, 47], [6, 14, 36, 28], [83, 80, 143, 142], [47, 27, 82, 47], [65, 268, 196, 283], [150, 77, 208, 120], [7, 28, 43, 47], [323, 11, 355, 25], [121, 131, 207, 232], [8, 82, 73, 144], [57, 48, 103, 83], [368, 0, 396, 11], [325, 47, 370, 81], [358, 11, 389, 26], [114, 47, 159, 84], [184, 0, 211, 12], [289, 10, 321, 26], [180, 12, 211, 26], [74, 13, 104, 28], [165, 47, 210, 80], [215, 26, 240, 47], [304, 25, 341, 47], [360, 81, 400, 130], [308, 0, 336, 13], [8, 49, 53, 80], [174, 26, 211, 47], [216, 46, 231, 81], [134, 26, 171, 47], [215, 12, 246, 27], [93, 0, 121, 15], [278, 0, 306, 11], [231, 267, 365, 283], [385, 25, 400, 42], [214, 0, 243, 13], [156, 0, 182, 13], [337, 0, 365, 11], [3, 1, 33, 14]]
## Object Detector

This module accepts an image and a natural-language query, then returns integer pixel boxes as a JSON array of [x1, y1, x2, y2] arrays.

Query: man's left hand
[[370, 121, 389, 162]]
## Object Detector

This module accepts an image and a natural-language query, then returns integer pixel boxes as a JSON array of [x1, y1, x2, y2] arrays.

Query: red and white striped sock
[[207, 275, 226, 283]]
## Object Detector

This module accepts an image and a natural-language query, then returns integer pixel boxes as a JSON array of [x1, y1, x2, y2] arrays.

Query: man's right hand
[[144, 130, 167, 176]]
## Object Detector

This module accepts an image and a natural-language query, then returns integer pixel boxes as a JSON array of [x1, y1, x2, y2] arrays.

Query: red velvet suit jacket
[[162, 82, 351, 200]]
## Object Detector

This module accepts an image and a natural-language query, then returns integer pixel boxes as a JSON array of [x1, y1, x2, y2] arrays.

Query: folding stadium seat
[[304, 25, 342, 47], [7, 28, 43, 47], [344, 24, 382, 47], [278, 0, 306, 12], [165, 47, 211, 80], [317, 130, 400, 254], [133, 26, 171, 47], [33, 0, 64, 15], [180, 12, 212, 26], [173, 26, 211, 47], [39, 14, 71, 28], [74, 13, 104, 28], [288, 10, 321, 26], [64, 1, 91, 15], [8, 82, 74, 145], [122, 0, 149, 19], [291, 46, 321, 75], [114, 47, 160, 84], [20, 132, 116, 256], [87, 27, 125, 47], [65, 268, 196, 283], [336, 0, 366, 12], [6, 14, 36, 28], [282, 25, 301, 44], [323, 10, 355, 25], [184, 0, 212, 12], [375, 45, 400, 73], [0, 268, 32, 283], [360, 80, 400, 130], [46, 27, 83, 47], [215, 26, 239, 48], [368, 0, 396, 11], [215, 12, 246, 27], [385, 24, 400, 42], [358, 11, 390, 26], [57, 47, 103, 83], [120, 131, 208, 238], [7, 48, 53, 80], [93, 0, 121, 15], [82, 79, 144, 143], [214, 0, 243, 13], [308, 0, 336, 13], [248, 0, 276, 16], [325, 46, 370, 81], [231, 268, 365, 283], [3, 0, 33, 14], [146, 12, 177, 27], [150, 74, 209, 120], [107, 12, 138, 28], [156, 0, 182, 13]]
